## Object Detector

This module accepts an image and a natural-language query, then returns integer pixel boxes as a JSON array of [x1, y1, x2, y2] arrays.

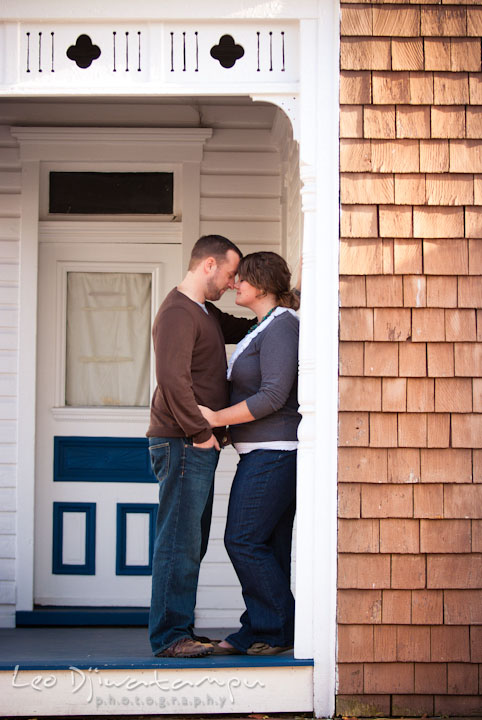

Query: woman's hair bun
[[237, 252, 299, 309]]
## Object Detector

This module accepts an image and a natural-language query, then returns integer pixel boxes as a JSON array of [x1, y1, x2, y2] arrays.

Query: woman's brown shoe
[[211, 641, 243, 655], [246, 642, 293, 655]]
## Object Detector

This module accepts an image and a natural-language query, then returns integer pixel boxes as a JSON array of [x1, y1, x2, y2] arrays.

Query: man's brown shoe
[[191, 631, 220, 644], [155, 637, 213, 658]]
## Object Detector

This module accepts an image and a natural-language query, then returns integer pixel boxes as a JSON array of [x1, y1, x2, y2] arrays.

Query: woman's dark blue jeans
[[224, 449, 297, 652]]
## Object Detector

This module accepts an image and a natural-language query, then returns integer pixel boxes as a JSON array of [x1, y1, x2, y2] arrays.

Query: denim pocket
[[185, 444, 219, 472], [149, 442, 170, 484]]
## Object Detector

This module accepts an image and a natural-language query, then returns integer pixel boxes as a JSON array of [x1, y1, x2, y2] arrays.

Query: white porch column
[[295, 4, 339, 717], [295, 159, 317, 657]]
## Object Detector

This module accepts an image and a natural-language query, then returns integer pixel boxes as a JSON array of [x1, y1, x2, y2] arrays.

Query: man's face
[[205, 249, 240, 301]]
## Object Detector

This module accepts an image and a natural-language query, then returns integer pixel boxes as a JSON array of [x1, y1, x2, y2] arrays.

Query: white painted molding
[[4, 83, 300, 99], [11, 127, 214, 147], [15, 160, 40, 612], [270, 107, 296, 162], [250, 94, 299, 142], [39, 221, 183, 243], [37, 160, 183, 220], [1, 665, 314, 716], [180, 162, 202, 273], [51, 407, 150, 423], [2, 20, 300, 94], [1, 0, 319, 20], [310, 3, 340, 717], [295, 160, 317, 663], [300, 166, 317, 213], [10, 128, 213, 163]]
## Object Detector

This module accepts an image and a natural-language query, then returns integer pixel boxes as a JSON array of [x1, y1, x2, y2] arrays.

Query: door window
[[65, 271, 151, 407]]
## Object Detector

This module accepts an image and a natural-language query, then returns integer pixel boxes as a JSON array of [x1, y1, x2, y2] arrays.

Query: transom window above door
[[37, 159, 183, 222], [49, 172, 174, 215], [65, 272, 151, 407]]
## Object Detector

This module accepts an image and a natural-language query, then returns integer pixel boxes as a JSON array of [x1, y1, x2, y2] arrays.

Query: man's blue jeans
[[224, 449, 297, 652], [148, 437, 220, 655]]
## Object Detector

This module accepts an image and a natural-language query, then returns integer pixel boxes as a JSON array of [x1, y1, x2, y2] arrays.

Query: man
[[147, 235, 254, 658]]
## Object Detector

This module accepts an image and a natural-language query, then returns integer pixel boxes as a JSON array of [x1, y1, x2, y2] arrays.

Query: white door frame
[[12, 126, 212, 612], [11, 3, 340, 716]]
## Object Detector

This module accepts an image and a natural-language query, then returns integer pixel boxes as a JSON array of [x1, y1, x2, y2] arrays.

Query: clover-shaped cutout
[[210, 35, 244, 69], [67, 34, 101, 69]]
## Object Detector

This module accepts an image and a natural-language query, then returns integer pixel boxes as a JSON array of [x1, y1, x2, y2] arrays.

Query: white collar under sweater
[[227, 306, 298, 380]]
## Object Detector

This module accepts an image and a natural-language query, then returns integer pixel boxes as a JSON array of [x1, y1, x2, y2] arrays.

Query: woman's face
[[234, 277, 260, 308]]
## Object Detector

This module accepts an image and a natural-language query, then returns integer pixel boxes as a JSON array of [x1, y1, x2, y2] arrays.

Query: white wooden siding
[[198, 116, 283, 625], [0, 126, 20, 628], [200, 119, 281, 259], [201, 175, 281, 198], [199, 221, 280, 246]]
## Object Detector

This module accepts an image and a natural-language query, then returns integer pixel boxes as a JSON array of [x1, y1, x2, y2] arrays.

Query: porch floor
[[0, 628, 313, 671]]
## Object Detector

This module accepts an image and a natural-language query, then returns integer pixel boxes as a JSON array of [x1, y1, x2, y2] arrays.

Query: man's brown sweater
[[147, 288, 253, 443]]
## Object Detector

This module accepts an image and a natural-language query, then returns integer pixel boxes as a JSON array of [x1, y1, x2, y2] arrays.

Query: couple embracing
[[146, 235, 300, 658]]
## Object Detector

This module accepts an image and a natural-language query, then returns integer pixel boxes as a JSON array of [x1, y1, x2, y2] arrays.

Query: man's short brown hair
[[188, 235, 242, 270]]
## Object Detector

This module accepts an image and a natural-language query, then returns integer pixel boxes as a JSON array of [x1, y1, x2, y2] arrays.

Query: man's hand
[[193, 433, 220, 451], [198, 404, 219, 427]]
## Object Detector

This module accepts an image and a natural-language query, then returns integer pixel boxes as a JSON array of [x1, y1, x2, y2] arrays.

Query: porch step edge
[[1, 655, 314, 671], [16, 607, 149, 626]]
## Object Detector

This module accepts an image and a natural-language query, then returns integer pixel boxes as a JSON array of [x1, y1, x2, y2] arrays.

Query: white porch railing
[[1, 22, 299, 94]]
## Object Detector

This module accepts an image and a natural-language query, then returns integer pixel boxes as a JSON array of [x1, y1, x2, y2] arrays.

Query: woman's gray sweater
[[229, 311, 301, 443]]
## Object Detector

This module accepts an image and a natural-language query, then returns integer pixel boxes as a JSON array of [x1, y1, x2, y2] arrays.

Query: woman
[[199, 251, 300, 656]]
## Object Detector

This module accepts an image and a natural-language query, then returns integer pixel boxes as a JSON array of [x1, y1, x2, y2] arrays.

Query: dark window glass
[[49, 172, 174, 214]]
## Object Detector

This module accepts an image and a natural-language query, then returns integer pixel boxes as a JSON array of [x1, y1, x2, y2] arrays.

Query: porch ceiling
[[0, 96, 277, 130]]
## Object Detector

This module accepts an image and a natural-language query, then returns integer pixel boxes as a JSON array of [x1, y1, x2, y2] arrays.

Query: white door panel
[[35, 240, 182, 607]]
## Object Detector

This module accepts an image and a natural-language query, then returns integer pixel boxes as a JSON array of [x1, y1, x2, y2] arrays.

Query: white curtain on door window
[[66, 272, 151, 407]]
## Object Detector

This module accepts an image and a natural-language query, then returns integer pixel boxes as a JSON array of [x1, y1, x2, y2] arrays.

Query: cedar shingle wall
[[337, 3, 482, 716]]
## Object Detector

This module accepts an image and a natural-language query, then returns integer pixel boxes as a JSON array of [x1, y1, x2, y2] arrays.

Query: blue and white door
[[34, 235, 181, 607]]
